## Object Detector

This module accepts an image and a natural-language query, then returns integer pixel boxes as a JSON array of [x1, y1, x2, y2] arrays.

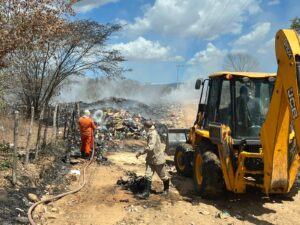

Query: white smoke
[[93, 109, 104, 124], [55, 76, 201, 105]]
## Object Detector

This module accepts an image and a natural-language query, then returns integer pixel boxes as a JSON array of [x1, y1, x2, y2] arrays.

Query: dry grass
[[0, 112, 63, 187], [0, 114, 37, 149], [0, 114, 57, 150]]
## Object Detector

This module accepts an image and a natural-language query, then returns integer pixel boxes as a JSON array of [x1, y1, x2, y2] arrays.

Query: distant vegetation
[[291, 17, 300, 33], [223, 53, 260, 72]]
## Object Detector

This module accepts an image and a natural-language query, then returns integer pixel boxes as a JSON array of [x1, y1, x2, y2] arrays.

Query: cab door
[[204, 77, 232, 129]]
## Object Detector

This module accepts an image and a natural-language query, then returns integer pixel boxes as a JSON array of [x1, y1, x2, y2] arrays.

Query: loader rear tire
[[193, 144, 224, 199], [174, 144, 193, 177]]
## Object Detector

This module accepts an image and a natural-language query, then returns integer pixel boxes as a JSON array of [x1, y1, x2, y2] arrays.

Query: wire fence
[[0, 102, 81, 185]]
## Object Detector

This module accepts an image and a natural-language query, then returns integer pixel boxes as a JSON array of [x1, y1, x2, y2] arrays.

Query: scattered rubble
[[28, 193, 39, 202], [216, 210, 231, 219], [125, 204, 139, 212], [50, 207, 59, 213], [15, 216, 29, 224], [69, 170, 80, 175], [199, 209, 210, 215]]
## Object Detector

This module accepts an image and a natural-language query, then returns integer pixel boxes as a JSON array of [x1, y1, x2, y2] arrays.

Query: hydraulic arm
[[260, 29, 300, 194]]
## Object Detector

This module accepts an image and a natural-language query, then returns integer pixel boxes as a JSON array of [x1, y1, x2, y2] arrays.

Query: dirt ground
[[30, 103, 300, 225], [2, 103, 300, 225], [35, 149, 300, 225]]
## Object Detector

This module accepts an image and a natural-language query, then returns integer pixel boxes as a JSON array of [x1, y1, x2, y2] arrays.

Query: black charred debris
[[116, 171, 148, 195]]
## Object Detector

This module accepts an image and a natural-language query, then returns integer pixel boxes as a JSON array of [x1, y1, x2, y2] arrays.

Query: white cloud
[[126, 0, 261, 39], [111, 37, 184, 61], [268, 0, 280, 5], [74, 0, 118, 13], [187, 43, 227, 75], [258, 38, 275, 54], [188, 43, 227, 66], [230, 48, 248, 54], [234, 22, 271, 46]]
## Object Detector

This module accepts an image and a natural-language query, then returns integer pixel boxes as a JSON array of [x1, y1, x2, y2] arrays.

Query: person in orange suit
[[79, 109, 96, 159]]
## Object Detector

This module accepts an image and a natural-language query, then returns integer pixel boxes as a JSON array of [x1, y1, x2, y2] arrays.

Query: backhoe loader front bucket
[[166, 128, 189, 155]]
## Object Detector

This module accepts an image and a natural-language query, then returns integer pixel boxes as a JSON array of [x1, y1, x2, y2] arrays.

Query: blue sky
[[73, 0, 300, 84]]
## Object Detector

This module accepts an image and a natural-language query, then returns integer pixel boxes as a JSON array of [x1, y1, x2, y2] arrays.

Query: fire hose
[[27, 137, 96, 225]]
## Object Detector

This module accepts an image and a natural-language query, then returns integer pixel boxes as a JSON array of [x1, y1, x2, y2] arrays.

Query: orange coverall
[[79, 117, 96, 155]]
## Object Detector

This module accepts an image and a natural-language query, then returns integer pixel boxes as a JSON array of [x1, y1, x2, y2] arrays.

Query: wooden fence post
[[65, 104, 72, 139], [12, 111, 19, 185], [71, 108, 75, 140], [42, 107, 51, 148], [56, 105, 60, 139], [76, 102, 80, 121], [63, 107, 68, 139], [25, 107, 34, 165], [35, 105, 45, 160], [52, 105, 58, 145], [0, 120, 4, 144]]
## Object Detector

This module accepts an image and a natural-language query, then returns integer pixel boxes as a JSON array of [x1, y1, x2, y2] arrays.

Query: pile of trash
[[65, 108, 168, 162], [93, 107, 147, 141], [80, 97, 161, 120], [156, 103, 185, 128], [63, 97, 185, 159]]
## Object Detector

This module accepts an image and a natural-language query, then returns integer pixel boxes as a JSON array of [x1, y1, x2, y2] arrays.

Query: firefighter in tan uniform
[[136, 120, 169, 199]]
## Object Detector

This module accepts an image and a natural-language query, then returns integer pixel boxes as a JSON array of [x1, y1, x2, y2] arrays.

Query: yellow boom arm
[[261, 29, 300, 194]]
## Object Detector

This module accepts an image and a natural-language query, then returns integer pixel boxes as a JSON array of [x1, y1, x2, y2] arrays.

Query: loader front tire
[[174, 144, 193, 177], [193, 144, 224, 199]]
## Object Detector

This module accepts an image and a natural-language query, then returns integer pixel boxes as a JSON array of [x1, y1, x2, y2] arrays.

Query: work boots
[[81, 152, 91, 160], [136, 180, 151, 199], [162, 179, 170, 196], [85, 153, 92, 160]]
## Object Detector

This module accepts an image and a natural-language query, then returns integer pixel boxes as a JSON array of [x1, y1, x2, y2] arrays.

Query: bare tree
[[0, 0, 79, 67], [223, 53, 260, 72], [0, 0, 80, 110], [5, 20, 124, 115]]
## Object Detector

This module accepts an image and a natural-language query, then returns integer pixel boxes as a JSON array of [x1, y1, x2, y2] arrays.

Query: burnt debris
[[117, 171, 148, 195]]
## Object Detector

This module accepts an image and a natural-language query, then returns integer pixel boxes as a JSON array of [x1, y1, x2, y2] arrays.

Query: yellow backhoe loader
[[169, 29, 300, 198]]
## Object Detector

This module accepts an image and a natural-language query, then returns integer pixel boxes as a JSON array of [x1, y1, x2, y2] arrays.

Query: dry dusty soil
[[2, 102, 300, 225], [35, 150, 300, 225], [33, 102, 300, 225]]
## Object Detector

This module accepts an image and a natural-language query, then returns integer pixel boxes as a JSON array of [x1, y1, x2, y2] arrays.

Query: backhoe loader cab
[[172, 29, 300, 199], [198, 73, 276, 140]]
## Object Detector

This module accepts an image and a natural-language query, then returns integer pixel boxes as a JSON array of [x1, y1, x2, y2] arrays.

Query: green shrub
[[0, 160, 11, 170]]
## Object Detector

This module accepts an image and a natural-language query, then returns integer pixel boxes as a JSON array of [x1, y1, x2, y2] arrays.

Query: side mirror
[[195, 79, 203, 90]]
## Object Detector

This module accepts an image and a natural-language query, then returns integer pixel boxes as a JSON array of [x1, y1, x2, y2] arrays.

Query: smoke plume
[[55, 76, 200, 105]]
